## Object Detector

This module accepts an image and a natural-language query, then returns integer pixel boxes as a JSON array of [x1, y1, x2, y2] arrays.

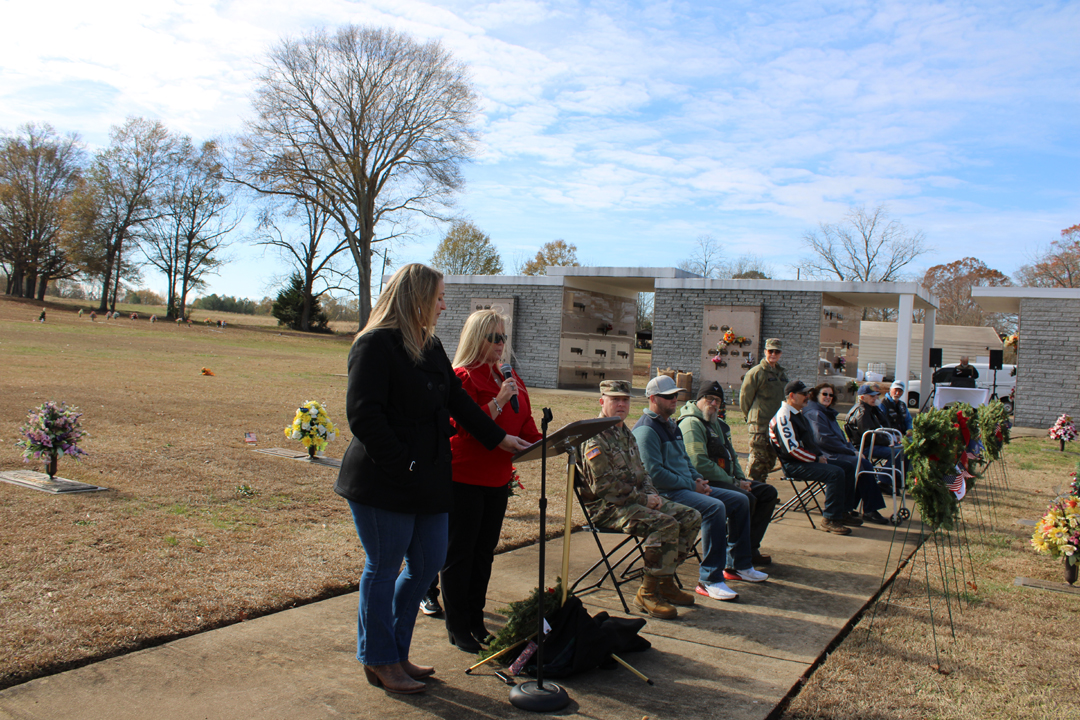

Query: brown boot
[[363, 663, 426, 694], [656, 575, 696, 606], [635, 575, 678, 619]]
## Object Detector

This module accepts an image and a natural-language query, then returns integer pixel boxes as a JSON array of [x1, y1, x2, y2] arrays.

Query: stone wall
[[440, 280, 564, 389], [1016, 297, 1080, 428], [652, 288, 823, 402]]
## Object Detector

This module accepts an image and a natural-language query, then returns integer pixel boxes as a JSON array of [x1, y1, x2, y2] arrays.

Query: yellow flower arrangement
[[285, 400, 339, 455], [1031, 495, 1080, 565]]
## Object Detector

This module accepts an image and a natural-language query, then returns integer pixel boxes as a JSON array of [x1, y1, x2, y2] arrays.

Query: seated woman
[[802, 383, 888, 525], [442, 310, 542, 653]]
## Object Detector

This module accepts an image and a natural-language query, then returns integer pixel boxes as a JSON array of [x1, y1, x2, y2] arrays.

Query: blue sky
[[2, 0, 1078, 300]]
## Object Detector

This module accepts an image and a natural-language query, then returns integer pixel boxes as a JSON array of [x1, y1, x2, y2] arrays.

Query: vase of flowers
[[16, 401, 89, 479], [1031, 492, 1080, 583], [285, 401, 339, 458], [1049, 414, 1077, 452]]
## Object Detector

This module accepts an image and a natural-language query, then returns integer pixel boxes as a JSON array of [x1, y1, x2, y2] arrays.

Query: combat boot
[[656, 575, 696, 606], [635, 575, 678, 619]]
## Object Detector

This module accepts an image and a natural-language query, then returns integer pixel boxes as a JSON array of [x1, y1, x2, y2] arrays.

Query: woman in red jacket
[[442, 309, 542, 653]]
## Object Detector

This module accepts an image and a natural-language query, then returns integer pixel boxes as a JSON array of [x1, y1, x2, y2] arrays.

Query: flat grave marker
[[0, 470, 108, 494]]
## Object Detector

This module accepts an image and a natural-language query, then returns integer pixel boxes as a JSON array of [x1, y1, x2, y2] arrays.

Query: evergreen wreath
[[903, 407, 964, 530], [481, 578, 564, 660], [954, 403, 982, 491], [978, 398, 1011, 462]]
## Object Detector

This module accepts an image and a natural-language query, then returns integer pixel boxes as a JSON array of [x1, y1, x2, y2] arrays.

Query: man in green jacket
[[739, 338, 789, 483], [679, 381, 779, 566]]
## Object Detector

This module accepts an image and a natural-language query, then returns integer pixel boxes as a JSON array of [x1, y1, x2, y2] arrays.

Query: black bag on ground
[[512, 595, 651, 678]]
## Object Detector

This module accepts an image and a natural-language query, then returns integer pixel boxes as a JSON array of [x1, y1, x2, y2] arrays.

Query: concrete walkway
[[0, 502, 923, 720]]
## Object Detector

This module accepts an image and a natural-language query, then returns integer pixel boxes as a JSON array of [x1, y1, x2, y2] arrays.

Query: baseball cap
[[857, 384, 881, 396], [645, 375, 680, 398], [784, 380, 809, 396], [890, 381, 905, 391], [600, 380, 632, 397]]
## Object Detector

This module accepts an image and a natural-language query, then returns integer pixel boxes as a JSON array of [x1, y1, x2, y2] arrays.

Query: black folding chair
[[568, 467, 646, 613], [770, 473, 826, 529]]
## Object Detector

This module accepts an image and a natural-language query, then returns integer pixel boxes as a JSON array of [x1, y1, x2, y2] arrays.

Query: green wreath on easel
[[903, 407, 964, 530], [978, 398, 1011, 462]]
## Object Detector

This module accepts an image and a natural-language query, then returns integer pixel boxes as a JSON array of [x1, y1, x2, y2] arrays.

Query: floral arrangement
[[1004, 334, 1018, 349], [482, 578, 564, 660], [285, 400, 339, 456], [16, 401, 89, 477], [508, 466, 524, 496], [978, 398, 1011, 461], [715, 329, 747, 353], [846, 379, 859, 393], [1049, 414, 1077, 451], [902, 407, 964, 529], [1031, 495, 1080, 565]]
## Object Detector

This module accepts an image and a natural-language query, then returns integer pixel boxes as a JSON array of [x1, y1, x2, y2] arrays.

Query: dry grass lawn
[[0, 296, 654, 690], [4, 296, 1076, 719]]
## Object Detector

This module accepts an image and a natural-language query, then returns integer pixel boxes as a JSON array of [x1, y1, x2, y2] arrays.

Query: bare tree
[[677, 234, 724, 278], [802, 204, 928, 282], [724, 254, 773, 279], [1016, 225, 1080, 287], [141, 138, 236, 319], [87, 118, 177, 312], [430, 220, 502, 275], [0, 123, 84, 299], [636, 292, 654, 332], [519, 239, 579, 275], [255, 193, 355, 332], [234, 25, 479, 327]]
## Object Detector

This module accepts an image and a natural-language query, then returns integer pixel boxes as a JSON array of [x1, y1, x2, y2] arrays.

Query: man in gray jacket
[[633, 375, 766, 603]]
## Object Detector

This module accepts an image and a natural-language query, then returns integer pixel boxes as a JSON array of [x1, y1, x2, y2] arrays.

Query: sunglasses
[[766, 349, 781, 355], [820, 392, 834, 398], [485, 333, 507, 344]]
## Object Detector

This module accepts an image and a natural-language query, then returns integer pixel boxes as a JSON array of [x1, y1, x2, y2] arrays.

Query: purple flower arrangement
[[16, 401, 88, 475]]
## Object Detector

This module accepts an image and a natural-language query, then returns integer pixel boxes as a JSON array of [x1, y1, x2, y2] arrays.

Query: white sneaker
[[695, 581, 739, 601], [732, 567, 769, 583]]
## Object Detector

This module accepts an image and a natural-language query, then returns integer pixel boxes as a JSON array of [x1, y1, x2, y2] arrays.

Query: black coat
[[334, 328, 506, 514]]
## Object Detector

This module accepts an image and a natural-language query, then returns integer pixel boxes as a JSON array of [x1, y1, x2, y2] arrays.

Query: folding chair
[[770, 474, 826, 529], [568, 466, 646, 613]]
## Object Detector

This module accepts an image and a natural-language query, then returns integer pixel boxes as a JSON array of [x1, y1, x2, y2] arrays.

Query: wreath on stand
[[953, 403, 983, 490], [903, 407, 964, 530], [481, 579, 564, 660], [978, 398, 1011, 462]]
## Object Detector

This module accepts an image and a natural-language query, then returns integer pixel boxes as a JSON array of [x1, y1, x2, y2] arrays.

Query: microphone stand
[[509, 407, 570, 712]]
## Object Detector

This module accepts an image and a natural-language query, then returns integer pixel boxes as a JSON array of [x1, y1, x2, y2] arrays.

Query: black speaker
[[929, 348, 942, 367], [989, 349, 1004, 370]]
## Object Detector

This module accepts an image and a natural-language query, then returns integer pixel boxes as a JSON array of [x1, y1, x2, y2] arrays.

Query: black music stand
[[507, 414, 621, 712]]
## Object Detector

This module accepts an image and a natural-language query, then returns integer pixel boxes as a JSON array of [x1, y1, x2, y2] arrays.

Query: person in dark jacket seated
[[803, 384, 888, 524], [844, 384, 905, 491], [768, 380, 856, 535], [879, 381, 913, 434]]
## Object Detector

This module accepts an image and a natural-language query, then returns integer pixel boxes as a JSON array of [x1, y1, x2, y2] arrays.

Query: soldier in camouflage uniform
[[740, 338, 789, 483], [580, 380, 702, 619]]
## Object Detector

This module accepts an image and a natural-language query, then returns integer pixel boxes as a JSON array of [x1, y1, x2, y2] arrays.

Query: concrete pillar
[[920, 307, 937, 406], [894, 293, 915, 401]]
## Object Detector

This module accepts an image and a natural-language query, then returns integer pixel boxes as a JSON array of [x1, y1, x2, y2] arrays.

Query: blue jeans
[[347, 500, 447, 666], [662, 487, 745, 584], [829, 453, 885, 513]]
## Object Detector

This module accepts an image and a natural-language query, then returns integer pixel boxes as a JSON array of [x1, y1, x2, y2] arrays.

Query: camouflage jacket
[[581, 416, 658, 523], [740, 359, 789, 430]]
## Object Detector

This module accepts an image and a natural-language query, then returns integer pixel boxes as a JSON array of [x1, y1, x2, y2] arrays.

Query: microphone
[[500, 363, 519, 413]]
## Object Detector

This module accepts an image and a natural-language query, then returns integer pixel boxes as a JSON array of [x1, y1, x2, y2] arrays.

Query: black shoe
[[841, 512, 864, 527], [447, 627, 482, 654], [420, 593, 442, 617], [470, 625, 494, 645], [862, 510, 890, 525]]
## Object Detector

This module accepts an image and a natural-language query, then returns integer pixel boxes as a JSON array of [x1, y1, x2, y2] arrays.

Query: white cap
[[645, 375, 679, 397]]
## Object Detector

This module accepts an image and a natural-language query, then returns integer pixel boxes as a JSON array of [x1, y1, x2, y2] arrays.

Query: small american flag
[[947, 466, 966, 500]]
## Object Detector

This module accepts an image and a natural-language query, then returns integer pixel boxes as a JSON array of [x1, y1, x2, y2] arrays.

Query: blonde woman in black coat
[[334, 264, 530, 694]]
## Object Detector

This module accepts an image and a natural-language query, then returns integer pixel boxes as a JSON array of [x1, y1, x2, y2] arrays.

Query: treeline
[[0, 119, 236, 320], [191, 293, 272, 315]]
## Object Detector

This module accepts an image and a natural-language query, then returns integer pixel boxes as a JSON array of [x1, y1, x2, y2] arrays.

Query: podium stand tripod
[[506, 414, 621, 712]]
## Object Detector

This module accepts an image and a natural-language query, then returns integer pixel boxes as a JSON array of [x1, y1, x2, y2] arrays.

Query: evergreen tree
[[271, 274, 330, 332]]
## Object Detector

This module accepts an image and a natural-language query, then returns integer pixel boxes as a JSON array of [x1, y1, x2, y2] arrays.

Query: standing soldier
[[740, 338, 789, 483], [580, 380, 702, 619]]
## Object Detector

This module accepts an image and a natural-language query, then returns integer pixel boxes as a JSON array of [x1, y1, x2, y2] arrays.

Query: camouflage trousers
[[747, 429, 779, 483], [601, 499, 702, 577]]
